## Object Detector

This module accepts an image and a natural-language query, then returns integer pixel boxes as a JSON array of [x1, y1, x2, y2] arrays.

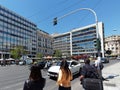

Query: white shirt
[[95, 57, 101, 69]]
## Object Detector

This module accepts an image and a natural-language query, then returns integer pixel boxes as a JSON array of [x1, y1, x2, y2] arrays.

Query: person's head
[[84, 59, 90, 64], [60, 59, 69, 69], [29, 65, 42, 80], [60, 59, 71, 80]]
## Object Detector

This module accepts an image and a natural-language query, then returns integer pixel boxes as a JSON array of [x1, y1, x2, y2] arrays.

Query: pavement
[[103, 61, 120, 90]]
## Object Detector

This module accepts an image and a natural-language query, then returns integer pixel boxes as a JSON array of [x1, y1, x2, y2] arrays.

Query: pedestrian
[[80, 59, 100, 90], [80, 59, 98, 81], [23, 65, 46, 90], [94, 57, 105, 80], [57, 59, 73, 90]]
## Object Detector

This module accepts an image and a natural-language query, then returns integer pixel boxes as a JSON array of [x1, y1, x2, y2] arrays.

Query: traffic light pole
[[53, 8, 101, 58]]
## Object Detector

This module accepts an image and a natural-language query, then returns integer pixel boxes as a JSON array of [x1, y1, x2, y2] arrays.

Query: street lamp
[[53, 8, 101, 60]]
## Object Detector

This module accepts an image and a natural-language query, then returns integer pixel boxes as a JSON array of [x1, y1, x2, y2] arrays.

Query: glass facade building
[[72, 26, 96, 55], [52, 22, 105, 58], [0, 5, 37, 58], [52, 33, 71, 57]]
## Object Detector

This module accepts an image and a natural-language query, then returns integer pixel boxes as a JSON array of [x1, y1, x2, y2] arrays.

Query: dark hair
[[60, 60, 69, 69], [84, 59, 90, 64], [60, 60, 71, 80], [29, 65, 42, 80]]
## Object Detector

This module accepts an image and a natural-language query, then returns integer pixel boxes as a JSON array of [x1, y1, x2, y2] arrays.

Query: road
[[0, 60, 119, 90]]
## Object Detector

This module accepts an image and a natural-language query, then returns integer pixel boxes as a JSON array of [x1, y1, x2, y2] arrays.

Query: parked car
[[37, 61, 47, 69], [101, 57, 109, 63], [19, 61, 26, 65], [47, 60, 82, 78], [117, 56, 120, 60]]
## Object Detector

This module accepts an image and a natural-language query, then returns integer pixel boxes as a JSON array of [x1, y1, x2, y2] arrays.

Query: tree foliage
[[36, 53, 43, 58], [10, 46, 25, 59], [53, 50, 62, 58]]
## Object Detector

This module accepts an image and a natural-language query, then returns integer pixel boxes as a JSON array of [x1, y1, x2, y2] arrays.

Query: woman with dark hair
[[23, 65, 46, 90], [57, 60, 73, 90]]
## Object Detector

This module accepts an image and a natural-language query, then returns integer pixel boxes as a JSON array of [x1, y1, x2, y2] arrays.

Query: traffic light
[[53, 17, 57, 25], [94, 38, 101, 51]]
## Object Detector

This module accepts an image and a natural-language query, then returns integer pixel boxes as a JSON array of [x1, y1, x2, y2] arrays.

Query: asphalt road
[[0, 59, 119, 90]]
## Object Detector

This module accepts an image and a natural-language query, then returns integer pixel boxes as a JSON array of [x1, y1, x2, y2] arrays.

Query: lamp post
[[53, 8, 101, 60]]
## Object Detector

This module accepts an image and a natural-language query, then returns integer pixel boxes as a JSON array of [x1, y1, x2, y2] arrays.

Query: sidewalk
[[103, 62, 120, 90]]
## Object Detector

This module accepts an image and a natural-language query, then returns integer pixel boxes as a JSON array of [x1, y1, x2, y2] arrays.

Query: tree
[[53, 50, 62, 58], [36, 53, 43, 59], [10, 46, 25, 60]]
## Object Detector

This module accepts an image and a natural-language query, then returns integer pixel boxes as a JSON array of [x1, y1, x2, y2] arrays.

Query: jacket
[[23, 78, 46, 90]]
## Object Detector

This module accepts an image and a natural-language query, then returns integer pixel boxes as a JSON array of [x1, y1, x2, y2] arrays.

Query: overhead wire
[[27, 0, 69, 19], [33, 0, 84, 24], [27, 0, 103, 26]]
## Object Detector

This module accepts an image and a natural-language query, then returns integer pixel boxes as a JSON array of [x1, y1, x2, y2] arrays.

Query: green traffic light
[[94, 39, 101, 50]]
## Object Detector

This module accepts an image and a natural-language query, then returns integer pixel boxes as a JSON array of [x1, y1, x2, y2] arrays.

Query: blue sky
[[0, 0, 120, 37]]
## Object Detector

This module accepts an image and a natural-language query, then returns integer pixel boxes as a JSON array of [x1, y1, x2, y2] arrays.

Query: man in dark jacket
[[80, 59, 98, 80], [80, 59, 100, 90]]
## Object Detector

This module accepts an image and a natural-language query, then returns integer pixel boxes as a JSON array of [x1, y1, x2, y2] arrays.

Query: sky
[[0, 0, 120, 37]]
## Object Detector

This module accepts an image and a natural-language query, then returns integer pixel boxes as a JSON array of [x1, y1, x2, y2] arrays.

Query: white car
[[47, 60, 82, 78], [19, 61, 24, 65]]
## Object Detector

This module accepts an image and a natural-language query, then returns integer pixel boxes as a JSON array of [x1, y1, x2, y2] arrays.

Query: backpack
[[85, 65, 99, 79]]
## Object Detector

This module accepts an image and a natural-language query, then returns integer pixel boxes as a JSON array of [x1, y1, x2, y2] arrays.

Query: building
[[0, 5, 37, 58], [105, 35, 120, 56], [37, 29, 53, 57], [52, 22, 105, 58], [0, 5, 53, 59]]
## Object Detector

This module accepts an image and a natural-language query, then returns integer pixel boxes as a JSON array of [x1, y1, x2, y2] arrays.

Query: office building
[[0, 5, 37, 58], [52, 22, 105, 58]]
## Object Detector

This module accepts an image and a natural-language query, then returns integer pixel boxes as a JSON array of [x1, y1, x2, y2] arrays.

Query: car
[[117, 56, 120, 60], [79, 59, 85, 63], [37, 61, 47, 69], [19, 61, 25, 65], [101, 57, 109, 63], [47, 60, 82, 78]]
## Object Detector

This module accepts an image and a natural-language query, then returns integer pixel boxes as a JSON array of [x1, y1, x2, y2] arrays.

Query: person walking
[[57, 59, 73, 90], [80, 59, 100, 90], [94, 57, 105, 80], [94, 57, 102, 78], [80, 59, 98, 81], [23, 65, 46, 90]]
